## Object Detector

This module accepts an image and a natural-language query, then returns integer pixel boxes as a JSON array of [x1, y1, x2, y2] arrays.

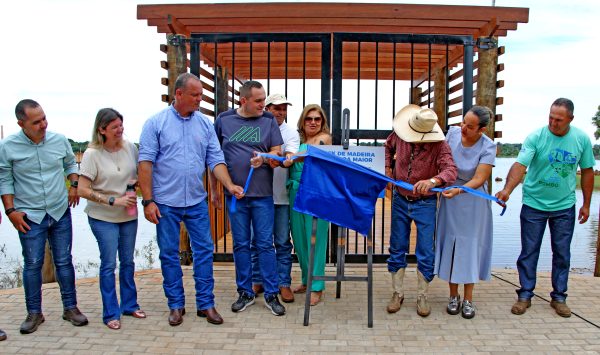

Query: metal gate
[[330, 33, 475, 263], [186, 33, 331, 262]]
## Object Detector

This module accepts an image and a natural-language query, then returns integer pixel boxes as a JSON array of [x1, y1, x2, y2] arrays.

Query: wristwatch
[[429, 178, 437, 186], [141, 199, 155, 207], [108, 197, 115, 206], [70, 180, 78, 188]]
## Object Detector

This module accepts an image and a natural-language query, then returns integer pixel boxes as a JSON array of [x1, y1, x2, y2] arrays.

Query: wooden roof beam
[[476, 17, 500, 38], [411, 46, 465, 88], [167, 15, 190, 37]]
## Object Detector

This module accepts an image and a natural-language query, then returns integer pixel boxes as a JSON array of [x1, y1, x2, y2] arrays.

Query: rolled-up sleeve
[[205, 120, 226, 171], [138, 118, 158, 163], [434, 141, 457, 187], [0, 142, 15, 195], [62, 138, 78, 176]]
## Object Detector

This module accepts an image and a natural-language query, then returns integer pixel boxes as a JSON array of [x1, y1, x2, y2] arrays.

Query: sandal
[[310, 291, 323, 306], [106, 319, 121, 330], [293, 284, 307, 294], [129, 309, 146, 319]]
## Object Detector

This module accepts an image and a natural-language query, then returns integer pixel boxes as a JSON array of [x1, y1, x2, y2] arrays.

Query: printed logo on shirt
[[537, 148, 577, 188], [229, 126, 261, 143]]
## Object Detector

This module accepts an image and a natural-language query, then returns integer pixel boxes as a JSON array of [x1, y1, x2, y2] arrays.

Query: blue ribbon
[[229, 166, 254, 213], [233, 152, 507, 216]]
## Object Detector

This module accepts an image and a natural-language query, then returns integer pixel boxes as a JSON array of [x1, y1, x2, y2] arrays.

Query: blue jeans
[[228, 196, 278, 299], [18, 210, 77, 314], [250, 204, 292, 288], [88, 217, 139, 324], [155, 201, 215, 310], [387, 191, 437, 281], [517, 204, 575, 302]]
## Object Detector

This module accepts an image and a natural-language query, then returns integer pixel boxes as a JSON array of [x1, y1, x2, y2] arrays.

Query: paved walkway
[[1, 265, 599, 354]]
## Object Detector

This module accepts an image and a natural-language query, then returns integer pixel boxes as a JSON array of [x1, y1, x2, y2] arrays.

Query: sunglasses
[[305, 116, 322, 123]]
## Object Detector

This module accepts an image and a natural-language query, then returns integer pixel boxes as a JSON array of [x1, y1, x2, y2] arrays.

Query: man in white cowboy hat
[[250, 93, 300, 303], [384, 104, 457, 317]]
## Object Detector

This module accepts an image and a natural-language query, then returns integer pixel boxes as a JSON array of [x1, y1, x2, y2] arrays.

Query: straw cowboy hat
[[392, 104, 445, 143]]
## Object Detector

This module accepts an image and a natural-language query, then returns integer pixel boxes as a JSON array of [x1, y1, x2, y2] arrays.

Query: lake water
[[0, 157, 598, 286]]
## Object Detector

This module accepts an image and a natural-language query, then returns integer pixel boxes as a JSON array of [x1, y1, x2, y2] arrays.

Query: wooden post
[[215, 66, 230, 115], [410, 87, 423, 106], [166, 33, 192, 265], [475, 36, 499, 140], [475, 37, 499, 194], [433, 66, 447, 129], [41, 241, 56, 283], [166, 34, 188, 103]]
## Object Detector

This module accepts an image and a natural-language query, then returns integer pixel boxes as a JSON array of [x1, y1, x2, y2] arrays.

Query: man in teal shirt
[[0, 99, 88, 334], [496, 98, 594, 318]]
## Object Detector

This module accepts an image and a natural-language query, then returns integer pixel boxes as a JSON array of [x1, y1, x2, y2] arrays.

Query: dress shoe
[[126, 309, 147, 319], [0, 328, 7, 341], [280, 287, 294, 303], [20, 313, 45, 334], [293, 284, 307, 294], [62, 307, 89, 326], [168, 308, 185, 326], [252, 284, 264, 294], [106, 319, 121, 330], [197, 307, 224, 325]]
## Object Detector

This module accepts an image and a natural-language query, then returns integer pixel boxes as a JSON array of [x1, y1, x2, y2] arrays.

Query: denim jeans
[[88, 217, 139, 324], [387, 191, 437, 281], [250, 204, 292, 288], [18, 209, 77, 314], [228, 196, 278, 299], [155, 201, 215, 310], [517, 204, 575, 301]]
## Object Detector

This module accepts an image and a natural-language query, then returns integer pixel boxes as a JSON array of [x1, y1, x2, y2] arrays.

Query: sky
[[1, 0, 599, 144]]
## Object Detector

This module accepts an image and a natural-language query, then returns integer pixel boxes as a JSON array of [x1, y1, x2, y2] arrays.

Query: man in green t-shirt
[[496, 98, 594, 318]]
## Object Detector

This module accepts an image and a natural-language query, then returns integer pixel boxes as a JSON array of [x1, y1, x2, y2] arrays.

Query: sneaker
[[447, 295, 461, 315], [550, 300, 571, 318], [386, 292, 404, 313], [417, 295, 431, 317], [511, 298, 531, 315], [231, 293, 255, 313], [461, 300, 476, 319], [20, 313, 45, 334], [265, 295, 286, 316]]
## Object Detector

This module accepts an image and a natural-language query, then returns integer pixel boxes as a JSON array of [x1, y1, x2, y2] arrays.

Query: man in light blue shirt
[[138, 73, 243, 326], [0, 99, 88, 334]]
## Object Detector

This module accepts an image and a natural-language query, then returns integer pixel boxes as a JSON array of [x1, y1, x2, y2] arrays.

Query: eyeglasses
[[305, 116, 322, 123]]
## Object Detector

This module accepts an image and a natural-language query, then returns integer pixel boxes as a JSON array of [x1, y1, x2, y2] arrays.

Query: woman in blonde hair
[[78, 108, 145, 329], [287, 104, 332, 306]]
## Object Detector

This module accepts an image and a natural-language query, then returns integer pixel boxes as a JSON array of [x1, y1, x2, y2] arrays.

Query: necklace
[[107, 149, 121, 172]]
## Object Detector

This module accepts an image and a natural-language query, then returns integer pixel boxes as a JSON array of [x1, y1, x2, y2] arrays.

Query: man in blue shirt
[[0, 99, 88, 334], [496, 98, 594, 318], [138, 73, 243, 326]]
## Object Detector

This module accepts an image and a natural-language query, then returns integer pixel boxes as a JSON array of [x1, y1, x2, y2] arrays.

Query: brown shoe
[[252, 284, 264, 295], [168, 308, 185, 326], [280, 287, 294, 303], [197, 307, 224, 325], [310, 291, 323, 306], [511, 298, 531, 315], [20, 313, 45, 334], [550, 300, 571, 318], [293, 284, 307, 294], [62, 307, 89, 326]]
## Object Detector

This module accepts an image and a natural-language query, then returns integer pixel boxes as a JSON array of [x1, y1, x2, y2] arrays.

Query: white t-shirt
[[273, 122, 300, 205], [79, 140, 138, 223]]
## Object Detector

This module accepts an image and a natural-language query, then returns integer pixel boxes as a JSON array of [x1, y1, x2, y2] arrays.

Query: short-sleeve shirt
[[79, 141, 138, 223], [445, 126, 496, 189], [273, 121, 300, 205], [517, 125, 594, 211], [214, 109, 284, 197]]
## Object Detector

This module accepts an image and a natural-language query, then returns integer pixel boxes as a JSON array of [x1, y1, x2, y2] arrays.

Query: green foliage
[[68, 139, 89, 153], [496, 143, 522, 157], [592, 105, 600, 140]]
